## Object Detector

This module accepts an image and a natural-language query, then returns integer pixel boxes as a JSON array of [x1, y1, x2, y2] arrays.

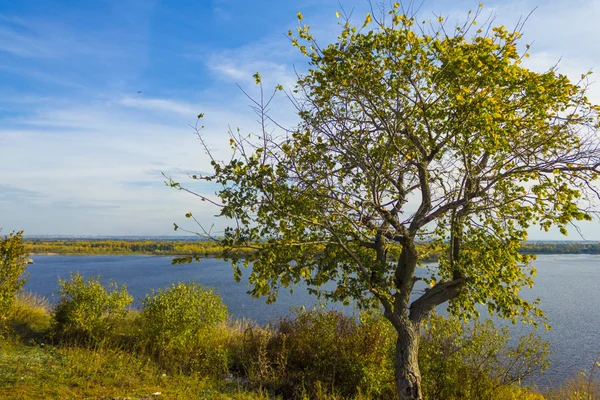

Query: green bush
[[140, 281, 229, 375], [278, 309, 395, 398], [52, 273, 133, 344], [0, 231, 30, 319], [419, 312, 550, 400]]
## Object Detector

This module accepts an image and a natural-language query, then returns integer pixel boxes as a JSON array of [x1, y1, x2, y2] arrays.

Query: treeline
[[520, 242, 600, 254], [24, 239, 600, 257], [24, 239, 229, 256]]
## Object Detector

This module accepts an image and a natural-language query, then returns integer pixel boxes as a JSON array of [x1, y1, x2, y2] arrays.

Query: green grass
[[0, 340, 271, 400]]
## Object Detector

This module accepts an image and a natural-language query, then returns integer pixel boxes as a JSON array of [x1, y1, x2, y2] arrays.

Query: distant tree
[[171, 4, 600, 398], [0, 231, 30, 318]]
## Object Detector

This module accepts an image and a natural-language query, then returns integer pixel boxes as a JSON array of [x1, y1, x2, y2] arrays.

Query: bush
[[234, 308, 396, 399], [419, 312, 550, 400], [0, 231, 30, 318], [544, 356, 600, 399], [278, 309, 395, 398], [53, 273, 133, 344], [140, 281, 229, 375], [231, 309, 551, 400]]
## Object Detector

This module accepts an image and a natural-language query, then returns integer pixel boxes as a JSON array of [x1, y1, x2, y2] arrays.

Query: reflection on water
[[25, 254, 600, 387]]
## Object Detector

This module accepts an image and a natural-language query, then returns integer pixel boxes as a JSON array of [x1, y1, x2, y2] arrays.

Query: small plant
[[0, 231, 30, 319], [53, 273, 133, 344]]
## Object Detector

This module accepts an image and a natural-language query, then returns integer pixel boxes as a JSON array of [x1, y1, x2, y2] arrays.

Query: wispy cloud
[[119, 97, 200, 117], [203, 38, 299, 89]]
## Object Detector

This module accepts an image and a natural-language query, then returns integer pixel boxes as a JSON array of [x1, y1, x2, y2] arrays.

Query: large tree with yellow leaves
[[173, 4, 600, 398]]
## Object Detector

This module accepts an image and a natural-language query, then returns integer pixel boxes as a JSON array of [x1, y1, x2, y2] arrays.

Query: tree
[[0, 231, 30, 318], [172, 4, 600, 398]]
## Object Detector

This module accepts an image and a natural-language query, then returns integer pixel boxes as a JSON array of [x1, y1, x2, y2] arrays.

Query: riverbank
[[25, 239, 600, 258], [2, 289, 598, 400]]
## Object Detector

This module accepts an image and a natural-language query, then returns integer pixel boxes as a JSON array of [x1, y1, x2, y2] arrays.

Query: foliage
[[235, 308, 395, 398], [140, 281, 229, 375], [179, 3, 600, 323], [0, 231, 30, 319], [52, 273, 133, 344], [171, 3, 600, 397], [4, 292, 51, 341], [276, 309, 395, 398], [231, 308, 550, 399], [419, 312, 550, 400], [0, 282, 585, 400], [545, 367, 600, 399], [140, 281, 228, 347]]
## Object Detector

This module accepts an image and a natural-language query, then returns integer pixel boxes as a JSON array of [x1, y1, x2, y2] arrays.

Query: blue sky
[[1, 0, 600, 238]]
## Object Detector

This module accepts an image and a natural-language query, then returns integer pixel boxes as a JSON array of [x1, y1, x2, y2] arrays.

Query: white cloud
[[119, 97, 200, 117]]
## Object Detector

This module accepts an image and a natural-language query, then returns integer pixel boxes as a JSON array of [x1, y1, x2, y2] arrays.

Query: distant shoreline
[[24, 239, 600, 258], [30, 252, 220, 258]]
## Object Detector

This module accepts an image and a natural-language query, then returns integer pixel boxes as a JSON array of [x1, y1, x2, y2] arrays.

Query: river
[[24, 254, 600, 387]]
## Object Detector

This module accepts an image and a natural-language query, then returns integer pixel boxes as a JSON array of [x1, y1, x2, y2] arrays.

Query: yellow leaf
[[335, 11, 340, 18], [363, 13, 372, 27], [297, 12, 303, 21]]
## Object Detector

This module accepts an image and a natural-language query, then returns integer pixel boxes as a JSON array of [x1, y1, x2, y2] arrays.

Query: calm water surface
[[24, 254, 600, 387]]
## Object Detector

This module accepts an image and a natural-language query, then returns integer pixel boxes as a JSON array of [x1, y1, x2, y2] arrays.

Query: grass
[[0, 339, 272, 400]]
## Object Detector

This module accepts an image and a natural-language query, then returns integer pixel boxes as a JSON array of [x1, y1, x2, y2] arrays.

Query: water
[[24, 255, 348, 325], [24, 254, 600, 387]]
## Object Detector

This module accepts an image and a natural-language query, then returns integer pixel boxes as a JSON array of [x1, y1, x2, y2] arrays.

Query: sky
[[1, 0, 600, 239]]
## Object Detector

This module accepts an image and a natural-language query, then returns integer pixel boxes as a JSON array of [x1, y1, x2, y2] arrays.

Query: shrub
[[278, 309, 395, 398], [53, 273, 133, 344], [140, 281, 229, 375], [419, 312, 550, 400], [0, 231, 30, 318], [5, 292, 51, 340], [544, 356, 600, 399], [235, 308, 396, 399], [232, 309, 550, 400]]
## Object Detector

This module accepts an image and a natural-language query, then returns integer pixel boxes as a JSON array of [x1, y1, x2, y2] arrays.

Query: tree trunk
[[394, 321, 422, 400]]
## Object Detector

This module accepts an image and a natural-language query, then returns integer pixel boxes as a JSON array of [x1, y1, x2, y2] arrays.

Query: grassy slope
[[0, 340, 269, 400]]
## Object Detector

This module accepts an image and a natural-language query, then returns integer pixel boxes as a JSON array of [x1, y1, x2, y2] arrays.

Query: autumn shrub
[[419, 312, 551, 400], [231, 309, 552, 399], [0, 231, 30, 319], [52, 273, 133, 344], [234, 308, 395, 399], [544, 356, 600, 400], [139, 281, 229, 376]]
